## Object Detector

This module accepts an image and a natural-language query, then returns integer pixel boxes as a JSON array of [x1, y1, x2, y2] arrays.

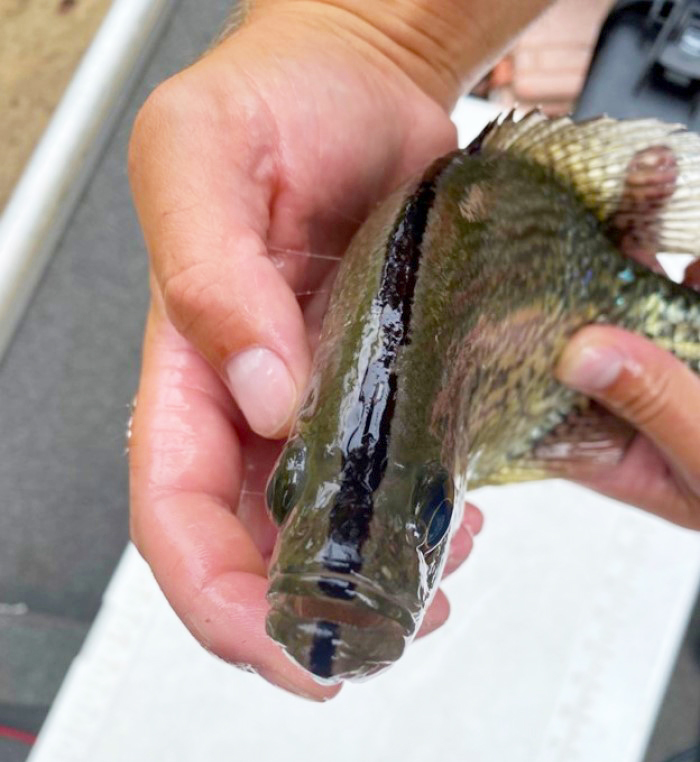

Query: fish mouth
[[266, 573, 417, 683]]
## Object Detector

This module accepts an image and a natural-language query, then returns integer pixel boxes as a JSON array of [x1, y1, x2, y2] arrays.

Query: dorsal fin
[[478, 109, 700, 259]]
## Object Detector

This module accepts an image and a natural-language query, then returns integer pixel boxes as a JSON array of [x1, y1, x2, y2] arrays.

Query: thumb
[[556, 325, 700, 490], [157, 231, 310, 440], [129, 76, 311, 439]]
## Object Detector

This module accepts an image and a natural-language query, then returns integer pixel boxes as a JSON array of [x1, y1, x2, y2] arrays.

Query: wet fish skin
[[265, 112, 700, 683], [266, 164, 452, 682], [424, 150, 700, 486]]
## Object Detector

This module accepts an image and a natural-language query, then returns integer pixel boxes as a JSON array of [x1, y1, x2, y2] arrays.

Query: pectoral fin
[[469, 402, 634, 488]]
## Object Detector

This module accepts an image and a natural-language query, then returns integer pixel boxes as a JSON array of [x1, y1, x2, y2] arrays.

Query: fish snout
[[266, 574, 416, 683]]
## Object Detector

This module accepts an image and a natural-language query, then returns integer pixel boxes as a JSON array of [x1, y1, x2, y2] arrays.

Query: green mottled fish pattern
[[264, 111, 700, 683]]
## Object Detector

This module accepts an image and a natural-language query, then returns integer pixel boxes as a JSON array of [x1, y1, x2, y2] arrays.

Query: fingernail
[[557, 344, 625, 391], [226, 348, 296, 437]]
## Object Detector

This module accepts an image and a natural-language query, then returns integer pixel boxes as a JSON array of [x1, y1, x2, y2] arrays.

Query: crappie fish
[[264, 111, 700, 683]]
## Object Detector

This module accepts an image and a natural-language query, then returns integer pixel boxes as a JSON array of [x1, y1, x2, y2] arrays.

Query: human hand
[[126, 0, 515, 699], [556, 264, 700, 530]]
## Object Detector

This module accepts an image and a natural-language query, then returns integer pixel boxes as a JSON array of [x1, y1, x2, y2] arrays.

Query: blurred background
[[0, 1, 699, 761]]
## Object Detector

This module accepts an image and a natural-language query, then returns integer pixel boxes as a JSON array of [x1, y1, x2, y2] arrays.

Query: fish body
[[265, 112, 700, 683]]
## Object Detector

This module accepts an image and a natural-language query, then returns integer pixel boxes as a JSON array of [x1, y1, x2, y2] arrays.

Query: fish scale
[[264, 111, 700, 683]]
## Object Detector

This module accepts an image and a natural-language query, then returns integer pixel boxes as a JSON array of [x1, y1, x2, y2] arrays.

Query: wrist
[[243, 0, 553, 109]]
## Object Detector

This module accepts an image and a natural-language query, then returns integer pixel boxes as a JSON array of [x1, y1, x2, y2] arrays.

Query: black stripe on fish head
[[308, 151, 461, 676], [317, 151, 459, 581]]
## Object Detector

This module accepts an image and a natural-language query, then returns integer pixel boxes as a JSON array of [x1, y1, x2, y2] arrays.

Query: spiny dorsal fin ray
[[479, 109, 700, 258]]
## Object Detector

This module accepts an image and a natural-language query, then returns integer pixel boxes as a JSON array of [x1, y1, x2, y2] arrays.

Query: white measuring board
[[28, 100, 700, 762]]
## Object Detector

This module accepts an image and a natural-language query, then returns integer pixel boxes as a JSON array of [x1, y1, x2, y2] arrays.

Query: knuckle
[[617, 365, 673, 429], [161, 261, 218, 337], [160, 259, 261, 365]]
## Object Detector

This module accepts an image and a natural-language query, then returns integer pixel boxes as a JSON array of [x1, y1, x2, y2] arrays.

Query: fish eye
[[413, 464, 454, 551], [266, 438, 308, 526]]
